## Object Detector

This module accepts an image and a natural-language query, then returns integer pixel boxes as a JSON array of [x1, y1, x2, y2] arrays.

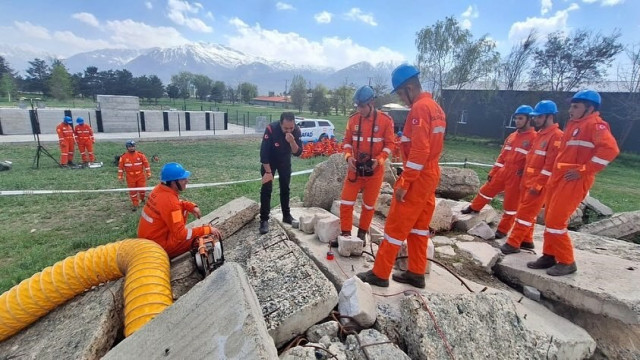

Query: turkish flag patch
[[264, 134, 269, 139], [597, 124, 607, 130], [412, 118, 420, 125], [275, 142, 280, 147]]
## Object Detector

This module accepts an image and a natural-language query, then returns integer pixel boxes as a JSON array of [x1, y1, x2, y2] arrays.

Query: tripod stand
[[30, 99, 59, 169]]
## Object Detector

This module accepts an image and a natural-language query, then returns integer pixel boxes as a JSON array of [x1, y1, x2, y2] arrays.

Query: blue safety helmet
[[64, 116, 72, 124], [397, 131, 403, 137], [530, 100, 558, 116], [571, 90, 601, 110], [76, 117, 84, 125], [125, 140, 136, 148], [353, 85, 375, 106], [160, 162, 191, 182], [513, 105, 534, 116], [391, 64, 420, 93]]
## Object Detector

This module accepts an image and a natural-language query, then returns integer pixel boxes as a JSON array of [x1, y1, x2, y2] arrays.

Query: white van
[[295, 118, 335, 143]]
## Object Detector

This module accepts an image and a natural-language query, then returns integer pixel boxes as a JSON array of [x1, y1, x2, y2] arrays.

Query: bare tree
[[500, 30, 537, 90], [528, 29, 623, 91], [415, 16, 499, 100], [289, 75, 307, 113]]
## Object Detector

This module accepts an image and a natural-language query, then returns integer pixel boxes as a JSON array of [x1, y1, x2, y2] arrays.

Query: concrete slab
[[579, 210, 640, 241], [0, 280, 123, 360], [447, 200, 499, 231], [223, 217, 339, 347], [103, 263, 278, 360], [495, 246, 640, 325], [457, 241, 501, 273], [187, 196, 259, 239]]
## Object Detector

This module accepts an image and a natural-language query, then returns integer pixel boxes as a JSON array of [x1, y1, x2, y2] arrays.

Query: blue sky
[[0, 0, 638, 69]]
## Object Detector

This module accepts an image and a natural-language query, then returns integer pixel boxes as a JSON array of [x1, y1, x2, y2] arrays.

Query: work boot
[[356, 228, 368, 247], [521, 242, 535, 250], [282, 214, 294, 225], [392, 270, 426, 289], [356, 270, 389, 287], [259, 220, 269, 234], [527, 255, 556, 269], [68, 161, 75, 166], [330, 231, 351, 248], [546, 262, 577, 276], [494, 230, 507, 239], [500, 242, 520, 255], [131, 204, 138, 212], [461, 206, 479, 215], [60, 164, 69, 168]]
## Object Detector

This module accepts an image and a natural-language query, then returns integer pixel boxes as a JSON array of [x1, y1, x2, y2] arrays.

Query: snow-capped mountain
[[0, 44, 59, 73], [2, 42, 398, 94]]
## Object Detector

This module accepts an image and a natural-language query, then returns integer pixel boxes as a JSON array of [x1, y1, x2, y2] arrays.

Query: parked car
[[295, 117, 335, 143]]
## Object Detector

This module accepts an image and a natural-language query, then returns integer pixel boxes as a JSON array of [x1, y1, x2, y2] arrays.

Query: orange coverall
[[118, 151, 151, 206], [469, 128, 537, 234], [74, 123, 96, 163], [55, 122, 75, 165], [506, 124, 563, 248], [138, 184, 213, 258], [542, 112, 619, 265], [340, 110, 395, 233], [372, 92, 446, 279]]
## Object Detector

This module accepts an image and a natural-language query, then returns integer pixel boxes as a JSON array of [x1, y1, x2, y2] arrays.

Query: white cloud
[[53, 31, 113, 52], [105, 19, 190, 48], [145, 1, 153, 9], [14, 21, 51, 39], [541, 0, 553, 14], [581, 0, 624, 4], [166, 0, 212, 33], [72, 12, 100, 27], [276, 2, 295, 11], [205, 11, 214, 20], [314, 11, 332, 24], [508, 3, 579, 42], [460, 5, 479, 29], [344, 8, 377, 26], [225, 18, 404, 68]]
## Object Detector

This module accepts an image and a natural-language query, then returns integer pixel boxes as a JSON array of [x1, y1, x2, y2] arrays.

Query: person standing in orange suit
[[461, 105, 537, 239], [334, 85, 395, 246], [73, 117, 96, 165], [357, 64, 446, 289], [138, 162, 222, 258], [56, 116, 75, 167], [501, 100, 564, 254], [118, 140, 151, 211], [528, 90, 619, 276]]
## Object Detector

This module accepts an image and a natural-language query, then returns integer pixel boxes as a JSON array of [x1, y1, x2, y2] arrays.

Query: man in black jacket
[[259, 112, 303, 234]]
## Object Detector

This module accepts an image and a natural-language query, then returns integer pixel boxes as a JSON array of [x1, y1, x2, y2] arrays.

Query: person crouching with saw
[[332, 85, 395, 247], [138, 162, 222, 259]]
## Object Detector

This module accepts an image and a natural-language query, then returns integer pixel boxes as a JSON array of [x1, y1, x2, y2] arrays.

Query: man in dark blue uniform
[[259, 112, 303, 234]]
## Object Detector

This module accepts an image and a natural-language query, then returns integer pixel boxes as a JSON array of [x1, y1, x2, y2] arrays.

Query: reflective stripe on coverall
[[469, 128, 537, 234], [543, 112, 619, 264], [74, 123, 96, 162], [340, 110, 395, 233], [56, 123, 75, 165], [372, 92, 446, 279], [118, 151, 152, 206], [506, 123, 563, 248], [137, 184, 212, 258]]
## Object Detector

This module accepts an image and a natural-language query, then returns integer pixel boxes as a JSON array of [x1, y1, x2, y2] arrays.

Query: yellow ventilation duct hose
[[0, 239, 173, 342]]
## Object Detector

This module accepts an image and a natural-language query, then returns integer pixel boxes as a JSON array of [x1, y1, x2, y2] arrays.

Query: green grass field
[[0, 136, 638, 293]]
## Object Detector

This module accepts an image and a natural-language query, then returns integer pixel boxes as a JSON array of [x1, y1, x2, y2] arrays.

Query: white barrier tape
[[0, 169, 314, 196]]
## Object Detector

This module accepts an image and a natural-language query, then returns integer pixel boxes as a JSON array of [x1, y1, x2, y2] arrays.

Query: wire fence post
[[464, 157, 468, 168]]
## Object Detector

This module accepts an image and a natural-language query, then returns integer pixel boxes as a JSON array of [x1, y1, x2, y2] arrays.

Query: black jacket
[[260, 121, 303, 164]]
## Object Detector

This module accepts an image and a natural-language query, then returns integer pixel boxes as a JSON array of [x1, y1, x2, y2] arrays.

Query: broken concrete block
[[457, 241, 500, 273], [279, 345, 321, 359], [376, 194, 393, 217], [0, 280, 123, 360], [429, 198, 454, 232], [187, 196, 259, 239], [337, 235, 364, 257], [523, 285, 540, 302], [338, 277, 377, 328], [582, 195, 613, 217], [299, 214, 316, 234], [449, 200, 499, 231], [345, 329, 410, 360], [330, 199, 341, 217], [467, 221, 496, 240], [223, 220, 339, 348], [395, 239, 434, 273], [316, 215, 341, 243], [380, 182, 394, 195], [435, 245, 457, 257], [432, 235, 456, 246], [579, 210, 640, 240], [306, 321, 339, 343], [103, 263, 278, 360], [457, 234, 475, 242]]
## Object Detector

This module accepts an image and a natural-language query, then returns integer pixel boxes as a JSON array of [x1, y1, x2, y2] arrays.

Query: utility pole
[[368, 77, 373, 86], [284, 79, 288, 95]]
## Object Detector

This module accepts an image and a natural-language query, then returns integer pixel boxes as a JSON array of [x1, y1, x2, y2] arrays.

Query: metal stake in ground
[[29, 98, 59, 169]]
